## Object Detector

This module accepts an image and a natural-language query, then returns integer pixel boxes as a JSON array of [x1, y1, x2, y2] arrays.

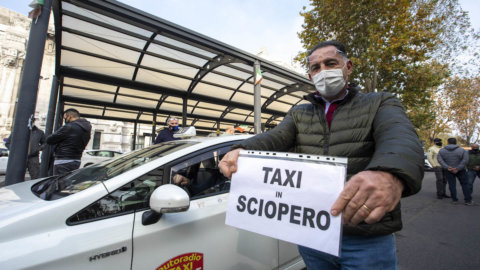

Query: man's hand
[[448, 167, 459, 174], [330, 170, 404, 226], [173, 174, 190, 186], [218, 148, 244, 179]]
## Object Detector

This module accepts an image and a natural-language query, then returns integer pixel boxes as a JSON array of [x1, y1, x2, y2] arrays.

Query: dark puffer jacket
[[46, 118, 92, 160], [235, 87, 424, 236]]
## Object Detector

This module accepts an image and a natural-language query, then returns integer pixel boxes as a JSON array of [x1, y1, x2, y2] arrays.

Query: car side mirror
[[149, 184, 190, 213]]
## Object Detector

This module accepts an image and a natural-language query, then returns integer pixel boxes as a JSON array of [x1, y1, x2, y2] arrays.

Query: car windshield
[[32, 141, 197, 200]]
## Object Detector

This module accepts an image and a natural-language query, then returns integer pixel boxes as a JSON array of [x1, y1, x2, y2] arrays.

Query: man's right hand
[[448, 167, 459, 174], [219, 148, 243, 179]]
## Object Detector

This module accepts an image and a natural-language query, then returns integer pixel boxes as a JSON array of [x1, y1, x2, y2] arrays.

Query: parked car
[[81, 149, 123, 167], [424, 154, 433, 171], [0, 135, 305, 270], [0, 148, 8, 174]]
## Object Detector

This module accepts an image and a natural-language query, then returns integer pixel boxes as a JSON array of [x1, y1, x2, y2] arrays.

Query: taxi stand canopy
[[6, 0, 315, 185]]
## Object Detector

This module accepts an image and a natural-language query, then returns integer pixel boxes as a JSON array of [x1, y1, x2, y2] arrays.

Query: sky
[[1, 0, 479, 73]]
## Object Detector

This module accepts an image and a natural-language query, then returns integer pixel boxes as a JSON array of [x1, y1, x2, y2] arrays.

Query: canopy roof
[[52, 0, 314, 134]]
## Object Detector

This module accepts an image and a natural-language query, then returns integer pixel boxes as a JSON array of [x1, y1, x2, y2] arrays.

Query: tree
[[444, 76, 480, 145], [296, 0, 478, 134], [417, 87, 452, 149]]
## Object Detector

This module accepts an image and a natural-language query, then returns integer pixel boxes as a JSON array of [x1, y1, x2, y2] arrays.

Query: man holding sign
[[219, 40, 423, 269]]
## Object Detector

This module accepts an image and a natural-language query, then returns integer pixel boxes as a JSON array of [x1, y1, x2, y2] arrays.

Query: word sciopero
[[236, 195, 331, 230]]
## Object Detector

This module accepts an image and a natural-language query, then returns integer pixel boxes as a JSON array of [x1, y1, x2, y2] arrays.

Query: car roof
[[177, 134, 253, 144]]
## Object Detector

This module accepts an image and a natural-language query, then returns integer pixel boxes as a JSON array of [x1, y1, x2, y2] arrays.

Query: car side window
[[67, 167, 166, 225], [169, 145, 231, 200], [98, 151, 110, 157]]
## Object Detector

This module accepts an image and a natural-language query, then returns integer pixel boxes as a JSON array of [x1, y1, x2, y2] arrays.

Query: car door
[[62, 166, 170, 270], [131, 144, 281, 270]]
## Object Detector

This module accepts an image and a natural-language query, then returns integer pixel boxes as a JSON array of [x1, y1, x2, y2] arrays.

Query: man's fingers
[[330, 181, 360, 216], [340, 193, 370, 223], [219, 148, 243, 179], [347, 202, 372, 226], [364, 207, 385, 224]]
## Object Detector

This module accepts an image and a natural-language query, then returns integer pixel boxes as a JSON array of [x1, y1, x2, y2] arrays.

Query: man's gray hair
[[167, 116, 179, 124]]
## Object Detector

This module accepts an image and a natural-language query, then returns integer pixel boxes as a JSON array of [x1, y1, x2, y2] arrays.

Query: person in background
[[224, 126, 235, 135], [466, 143, 480, 202], [46, 108, 91, 176], [219, 40, 423, 270], [5, 118, 45, 179], [154, 117, 180, 144], [427, 138, 450, 199], [437, 138, 471, 205]]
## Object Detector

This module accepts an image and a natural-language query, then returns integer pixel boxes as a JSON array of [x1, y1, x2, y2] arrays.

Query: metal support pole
[[253, 61, 262, 134], [5, 0, 53, 186], [132, 122, 137, 151], [152, 112, 157, 143], [40, 75, 59, 177], [46, 96, 64, 176], [54, 97, 64, 131], [182, 98, 187, 127]]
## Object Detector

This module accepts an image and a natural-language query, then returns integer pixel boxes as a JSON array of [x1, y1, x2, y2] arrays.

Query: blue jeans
[[445, 169, 471, 203], [467, 170, 480, 197], [298, 234, 398, 270]]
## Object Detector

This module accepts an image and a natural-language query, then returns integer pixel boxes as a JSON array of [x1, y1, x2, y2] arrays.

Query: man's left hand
[[330, 170, 404, 226]]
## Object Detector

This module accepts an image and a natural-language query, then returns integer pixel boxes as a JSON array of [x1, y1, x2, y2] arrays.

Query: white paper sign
[[226, 150, 347, 257]]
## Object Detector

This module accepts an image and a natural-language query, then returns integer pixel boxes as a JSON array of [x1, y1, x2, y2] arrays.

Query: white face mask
[[312, 67, 346, 97]]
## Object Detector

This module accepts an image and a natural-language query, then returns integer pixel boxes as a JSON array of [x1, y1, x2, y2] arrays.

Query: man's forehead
[[308, 46, 344, 62]]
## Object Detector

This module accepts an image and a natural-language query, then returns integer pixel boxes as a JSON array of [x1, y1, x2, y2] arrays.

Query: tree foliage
[[296, 0, 478, 136], [443, 76, 480, 144], [417, 87, 452, 149]]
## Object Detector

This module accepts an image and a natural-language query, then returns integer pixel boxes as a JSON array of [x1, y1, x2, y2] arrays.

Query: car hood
[[0, 177, 109, 243], [0, 179, 45, 220]]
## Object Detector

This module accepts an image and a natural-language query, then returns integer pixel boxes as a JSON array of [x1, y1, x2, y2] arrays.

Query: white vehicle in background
[[424, 154, 433, 171], [0, 148, 8, 174], [0, 134, 305, 270], [81, 149, 123, 167]]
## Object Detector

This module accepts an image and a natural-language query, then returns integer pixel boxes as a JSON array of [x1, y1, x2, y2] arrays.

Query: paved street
[[397, 171, 480, 270], [1, 171, 479, 269]]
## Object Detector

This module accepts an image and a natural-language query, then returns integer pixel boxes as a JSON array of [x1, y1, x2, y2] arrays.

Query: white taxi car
[[0, 135, 305, 270]]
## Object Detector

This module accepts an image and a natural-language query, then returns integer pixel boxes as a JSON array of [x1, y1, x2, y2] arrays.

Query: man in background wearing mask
[[154, 117, 180, 144], [466, 143, 480, 203], [428, 138, 450, 199], [219, 40, 423, 269], [437, 138, 470, 205], [46, 108, 92, 175]]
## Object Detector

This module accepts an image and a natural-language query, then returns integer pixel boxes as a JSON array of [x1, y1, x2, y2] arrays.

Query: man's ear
[[308, 73, 313, 82], [346, 60, 353, 75]]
